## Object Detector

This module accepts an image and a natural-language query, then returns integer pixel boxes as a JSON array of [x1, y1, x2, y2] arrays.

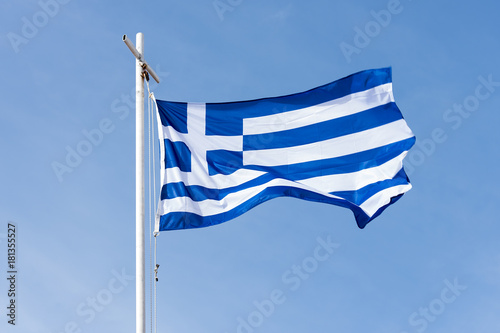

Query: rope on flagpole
[[151, 91, 159, 333], [146, 78, 159, 333], [154, 234, 158, 333], [146, 77, 153, 333]]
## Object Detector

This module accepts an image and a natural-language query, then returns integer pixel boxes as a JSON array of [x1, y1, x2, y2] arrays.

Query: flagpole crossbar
[[123, 34, 161, 83]]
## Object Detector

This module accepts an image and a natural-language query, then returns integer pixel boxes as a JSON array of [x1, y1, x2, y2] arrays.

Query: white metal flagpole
[[135, 32, 145, 333], [122, 32, 160, 333]]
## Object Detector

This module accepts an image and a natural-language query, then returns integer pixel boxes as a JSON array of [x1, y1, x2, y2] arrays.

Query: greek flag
[[154, 68, 415, 231]]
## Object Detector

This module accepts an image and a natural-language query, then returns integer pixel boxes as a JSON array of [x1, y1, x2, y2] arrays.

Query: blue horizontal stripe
[[161, 137, 416, 201], [161, 173, 274, 201], [202, 68, 393, 136], [244, 136, 415, 177], [243, 102, 401, 151], [158, 183, 404, 231], [329, 168, 409, 206]]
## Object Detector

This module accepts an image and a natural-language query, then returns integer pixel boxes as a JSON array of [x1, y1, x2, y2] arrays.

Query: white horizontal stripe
[[157, 178, 343, 217], [243, 119, 414, 167], [161, 125, 243, 152], [243, 83, 394, 135], [297, 152, 408, 192], [359, 184, 412, 216], [163, 167, 266, 188]]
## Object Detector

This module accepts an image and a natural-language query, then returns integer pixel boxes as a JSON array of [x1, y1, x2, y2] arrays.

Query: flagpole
[[122, 32, 160, 333], [135, 32, 145, 333]]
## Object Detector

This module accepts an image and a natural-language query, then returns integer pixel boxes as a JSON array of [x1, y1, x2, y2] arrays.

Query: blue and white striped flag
[[154, 68, 415, 231]]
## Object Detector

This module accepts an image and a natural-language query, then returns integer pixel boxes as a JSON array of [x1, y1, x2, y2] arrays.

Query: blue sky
[[1, 0, 499, 332]]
